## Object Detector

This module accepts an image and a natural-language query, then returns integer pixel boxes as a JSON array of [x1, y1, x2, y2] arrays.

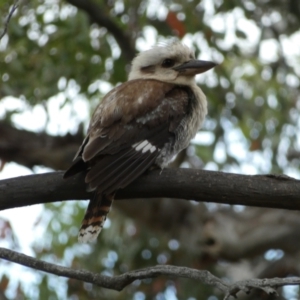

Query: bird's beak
[[173, 59, 217, 75]]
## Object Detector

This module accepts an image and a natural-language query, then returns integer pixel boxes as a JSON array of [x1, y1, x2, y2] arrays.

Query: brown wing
[[64, 79, 190, 194]]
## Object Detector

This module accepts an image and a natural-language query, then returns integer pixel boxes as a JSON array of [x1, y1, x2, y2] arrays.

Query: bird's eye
[[162, 58, 175, 68]]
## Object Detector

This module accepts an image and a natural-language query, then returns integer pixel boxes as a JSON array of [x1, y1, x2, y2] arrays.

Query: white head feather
[[128, 42, 197, 86]]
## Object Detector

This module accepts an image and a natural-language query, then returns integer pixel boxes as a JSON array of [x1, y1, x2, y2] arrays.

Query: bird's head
[[128, 42, 217, 85]]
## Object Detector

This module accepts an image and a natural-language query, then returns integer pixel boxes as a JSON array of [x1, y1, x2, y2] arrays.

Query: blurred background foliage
[[0, 0, 300, 299]]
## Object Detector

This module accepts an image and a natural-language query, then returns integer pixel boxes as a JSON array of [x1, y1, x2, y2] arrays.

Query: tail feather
[[78, 192, 114, 243]]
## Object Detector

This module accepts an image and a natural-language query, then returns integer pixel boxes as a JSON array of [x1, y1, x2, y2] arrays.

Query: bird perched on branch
[[64, 41, 216, 243]]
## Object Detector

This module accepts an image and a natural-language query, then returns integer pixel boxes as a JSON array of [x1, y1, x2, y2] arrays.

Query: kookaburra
[[64, 41, 216, 243]]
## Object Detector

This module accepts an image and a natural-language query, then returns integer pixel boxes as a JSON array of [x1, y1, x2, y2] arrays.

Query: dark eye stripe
[[140, 65, 156, 73]]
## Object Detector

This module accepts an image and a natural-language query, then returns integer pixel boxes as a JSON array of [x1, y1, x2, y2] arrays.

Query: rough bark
[[1, 170, 300, 210], [200, 207, 300, 260]]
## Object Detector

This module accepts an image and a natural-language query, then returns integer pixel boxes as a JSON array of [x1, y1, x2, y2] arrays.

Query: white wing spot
[[132, 140, 157, 153], [142, 143, 153, 153], [150, 146, 156, 153], [135, 140, 148, 151]]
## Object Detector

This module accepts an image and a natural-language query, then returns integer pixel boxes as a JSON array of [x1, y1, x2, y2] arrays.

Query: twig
[[0, 247, 299, 299], [0, 1, 19, 41]]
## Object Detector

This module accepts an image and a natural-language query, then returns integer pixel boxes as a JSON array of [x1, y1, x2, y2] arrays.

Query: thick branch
[[0, 170, 300, 211], [66, 0, 135, 62], [0, 121, 83, 170], [200, 208, 300, 260], [0, 246, 299, 299]]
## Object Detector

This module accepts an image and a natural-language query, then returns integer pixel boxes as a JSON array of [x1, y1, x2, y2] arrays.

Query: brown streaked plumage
[[64, 41, 217, 243]]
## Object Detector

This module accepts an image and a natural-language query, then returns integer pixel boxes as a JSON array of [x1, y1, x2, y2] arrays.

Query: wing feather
[[81, 80, 175, 161], [65, 79, 190, 195], [90, 149, 157, 195]]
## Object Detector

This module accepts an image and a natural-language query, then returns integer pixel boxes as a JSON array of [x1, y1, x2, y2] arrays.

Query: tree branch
[[0, 170, 300, 211], [1, 170, 300, 297], [0, 246, 299, 299], [0, 0, 19, 41], [0, 121, 83, 170], [66, 0, 136, 62]]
